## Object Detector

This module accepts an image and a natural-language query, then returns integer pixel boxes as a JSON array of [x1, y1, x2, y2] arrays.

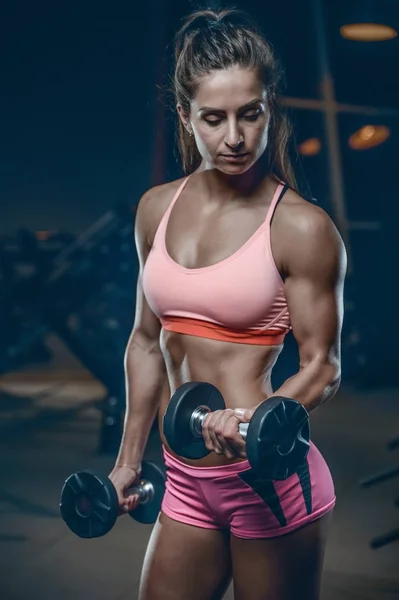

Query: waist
[[162, 441, 322, 473], [162, 442, 248, 470], [160, 316, 287, 346]]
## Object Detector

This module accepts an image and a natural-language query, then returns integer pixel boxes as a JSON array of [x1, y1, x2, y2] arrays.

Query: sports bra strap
[[265, 183, 289, 226], [164, 175, 191, 217]]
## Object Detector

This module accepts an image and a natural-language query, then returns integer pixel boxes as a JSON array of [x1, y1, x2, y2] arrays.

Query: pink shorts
[[161, 442, 335, 539]]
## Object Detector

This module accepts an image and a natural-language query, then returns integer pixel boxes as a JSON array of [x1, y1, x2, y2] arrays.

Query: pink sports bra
[[142, 176, 291, 346]]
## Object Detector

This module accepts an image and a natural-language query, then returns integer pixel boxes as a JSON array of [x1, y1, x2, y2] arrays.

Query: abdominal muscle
[[157, 328, 283, 467]]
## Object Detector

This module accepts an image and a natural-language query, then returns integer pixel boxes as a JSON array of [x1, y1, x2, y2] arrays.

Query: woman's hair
[[172, 6, 299, 192]]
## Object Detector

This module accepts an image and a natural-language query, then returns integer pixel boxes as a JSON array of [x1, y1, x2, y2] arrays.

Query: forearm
[[115, 332, 166, 467], [267, 360, 341, 413]]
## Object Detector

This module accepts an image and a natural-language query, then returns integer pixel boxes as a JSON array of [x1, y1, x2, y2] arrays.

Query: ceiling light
[[340, 22, 397, 42], [298, 138, 322, 156], [349, 125, 391, 150]]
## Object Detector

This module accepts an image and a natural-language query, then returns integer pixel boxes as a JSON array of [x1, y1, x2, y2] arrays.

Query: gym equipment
[[360, 435, 399, 549], [162, 381, 310, 480], [1, 205, 139, 453], [360, 466, 399, 489], [60, 461, 165, 538]]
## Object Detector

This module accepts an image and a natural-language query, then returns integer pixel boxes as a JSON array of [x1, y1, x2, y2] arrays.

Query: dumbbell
[[59, 461, 165, 538], [162, 382, 310, 481]]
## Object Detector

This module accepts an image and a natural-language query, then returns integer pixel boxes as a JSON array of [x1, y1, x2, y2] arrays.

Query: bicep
[[284, 212, 347, 367]]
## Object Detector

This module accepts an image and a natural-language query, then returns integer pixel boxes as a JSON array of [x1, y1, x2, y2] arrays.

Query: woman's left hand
[[201, 407, 256, 459]]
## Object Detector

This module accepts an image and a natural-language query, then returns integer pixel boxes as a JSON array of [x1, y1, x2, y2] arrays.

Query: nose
[[225, 122, 244, 152]]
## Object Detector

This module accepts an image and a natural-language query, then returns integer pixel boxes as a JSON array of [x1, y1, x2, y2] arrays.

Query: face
[[178, 66, 270, 174]]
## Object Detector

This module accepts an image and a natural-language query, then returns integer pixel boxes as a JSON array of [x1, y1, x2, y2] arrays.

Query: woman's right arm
[[114, 187, 166, 470]]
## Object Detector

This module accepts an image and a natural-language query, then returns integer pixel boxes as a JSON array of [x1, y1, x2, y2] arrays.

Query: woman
[[110, 7, 346, 600]]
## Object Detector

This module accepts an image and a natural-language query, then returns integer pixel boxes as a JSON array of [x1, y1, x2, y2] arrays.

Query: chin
[[217, 162, 255, 176]]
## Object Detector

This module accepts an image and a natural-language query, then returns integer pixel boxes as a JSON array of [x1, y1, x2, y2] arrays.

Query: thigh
[[139, 512, 232, 600], [230, 511, 333, 600]]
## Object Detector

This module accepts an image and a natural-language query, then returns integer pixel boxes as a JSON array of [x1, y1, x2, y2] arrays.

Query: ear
[[177, 104, 192, 135]]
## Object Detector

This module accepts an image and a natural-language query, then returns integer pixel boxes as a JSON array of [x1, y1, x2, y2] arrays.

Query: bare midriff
[[157, 328, 283, 467]]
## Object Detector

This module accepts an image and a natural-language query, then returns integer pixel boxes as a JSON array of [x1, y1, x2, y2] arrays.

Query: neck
[[195, 155, 274, 201]]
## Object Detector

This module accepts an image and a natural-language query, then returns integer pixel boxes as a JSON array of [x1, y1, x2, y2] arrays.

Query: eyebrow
[[198, 98, 264, 114]]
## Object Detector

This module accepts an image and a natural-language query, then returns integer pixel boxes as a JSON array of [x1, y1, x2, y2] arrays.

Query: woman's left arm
[[273, 204, 347, 412], [202, 204, 347, 460]]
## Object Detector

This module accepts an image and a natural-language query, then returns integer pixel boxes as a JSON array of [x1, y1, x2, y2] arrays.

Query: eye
[[204, 117, 223, 127], [243, 110, 262, 121], [203, 109, 263, 127]]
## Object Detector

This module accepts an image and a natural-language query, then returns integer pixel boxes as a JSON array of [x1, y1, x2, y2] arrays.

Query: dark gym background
[[1, 1, 398, 598]]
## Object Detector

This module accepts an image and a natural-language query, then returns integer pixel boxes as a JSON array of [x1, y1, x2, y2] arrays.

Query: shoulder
[[277, 187, 344, 249], [135, 177, 187, 245], [277, 188, 333, 235], [275, 187, 347, 276]]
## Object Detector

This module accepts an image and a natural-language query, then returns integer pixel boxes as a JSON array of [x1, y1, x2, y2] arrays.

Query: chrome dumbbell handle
[[190, 406, 249, 440], [126, 479, 155, 505]]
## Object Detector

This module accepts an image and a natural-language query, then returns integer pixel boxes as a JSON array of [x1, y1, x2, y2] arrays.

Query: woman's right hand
[[109, 464, 142, 516]]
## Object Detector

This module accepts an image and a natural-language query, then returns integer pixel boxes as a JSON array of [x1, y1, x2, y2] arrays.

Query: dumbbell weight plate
[[162, 382, 225, 459], [131, 462, 166, 524], [60, 470, 118, 538], [246, 397, 310, 480]]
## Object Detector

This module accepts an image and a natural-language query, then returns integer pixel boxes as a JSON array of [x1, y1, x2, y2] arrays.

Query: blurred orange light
[[349, 125, 390, 150], [340, 23, 397, 42], [36, 230, 50, 241], [298, 138, 322, 156]]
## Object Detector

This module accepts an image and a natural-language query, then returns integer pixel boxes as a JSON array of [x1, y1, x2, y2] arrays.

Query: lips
[[221, 153, 249, 157], [220, 153, 250, 162]]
